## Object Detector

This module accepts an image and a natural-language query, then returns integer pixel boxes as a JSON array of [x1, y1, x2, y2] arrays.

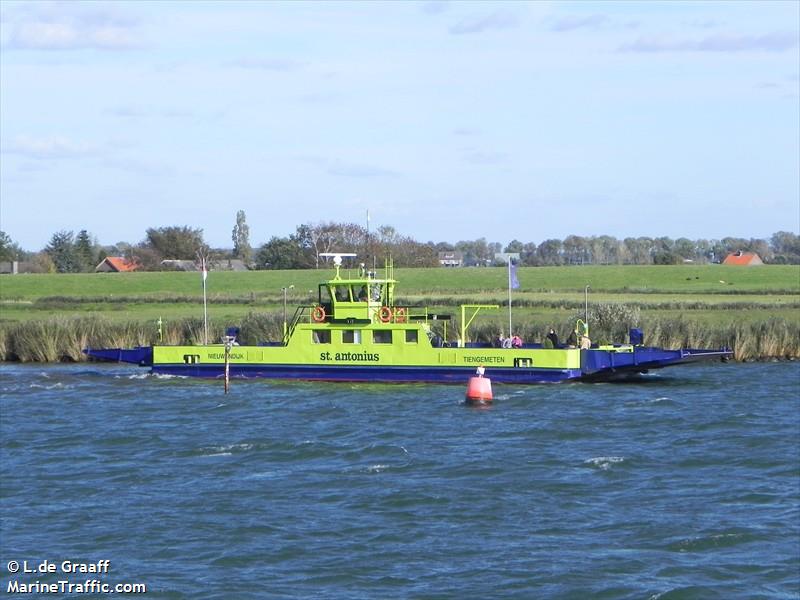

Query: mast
[[507, 260, 512, 337]]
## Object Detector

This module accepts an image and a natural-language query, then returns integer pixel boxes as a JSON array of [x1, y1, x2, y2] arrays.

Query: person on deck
[[546, 328, 559, 348], [566, 330, 577, 347]]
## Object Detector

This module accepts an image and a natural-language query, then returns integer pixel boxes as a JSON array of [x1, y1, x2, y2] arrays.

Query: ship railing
[[284, 305, 313, 345], [459, 304, 500, 348]]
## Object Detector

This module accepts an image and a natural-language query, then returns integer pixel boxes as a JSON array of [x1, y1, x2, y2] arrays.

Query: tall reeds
[[642, 317, 800, 361]]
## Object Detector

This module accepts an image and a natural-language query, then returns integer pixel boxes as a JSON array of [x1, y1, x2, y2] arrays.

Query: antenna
[[319, 252, 357, 278], [319, 252, 357, 267]]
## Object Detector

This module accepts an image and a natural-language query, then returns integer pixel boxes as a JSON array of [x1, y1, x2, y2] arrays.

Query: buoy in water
[[465, 375, 493, 404]]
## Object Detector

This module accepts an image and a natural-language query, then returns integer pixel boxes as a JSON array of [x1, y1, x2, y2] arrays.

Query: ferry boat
[[84, 255, 732, 383]]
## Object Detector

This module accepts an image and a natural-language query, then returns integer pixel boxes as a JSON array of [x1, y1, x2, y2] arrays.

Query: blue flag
[[509, 261, 520, 290]]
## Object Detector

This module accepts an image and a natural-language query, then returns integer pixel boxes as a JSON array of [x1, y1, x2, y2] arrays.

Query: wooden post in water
[[223, 340, 231, 394]]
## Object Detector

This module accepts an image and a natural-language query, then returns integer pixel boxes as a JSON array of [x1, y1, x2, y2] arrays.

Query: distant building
[[95, 257, 138, 272], [494, 252, 521, 265], [0, 261, 18, 275], [722, 251, 763, 266], [438, 251, 464, 267], [160, 258, 249, 272], [160, 259, 199, 271], [219, 258, 249, 272]]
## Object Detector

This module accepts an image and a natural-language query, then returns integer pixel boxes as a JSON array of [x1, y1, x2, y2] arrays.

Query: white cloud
[[225, 58, 307, 72], [449, 11, 519, 35], [328, 161, 400, 178], [2, 135, 95, 159], [420, 1, 450, 15], [620, 31, 799, 53], [102, 157, 175, 177], [549, 14, 607, 33], [462, 149, 508, 165], [4, 2, 142, 50]]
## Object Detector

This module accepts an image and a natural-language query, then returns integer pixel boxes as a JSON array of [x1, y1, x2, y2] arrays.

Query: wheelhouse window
[[405, 330, 418, 344], [333, 285, 351, 302], [342, 330, 362, 344], [312, 330, 331, 344], [373, 330, 392, 344]]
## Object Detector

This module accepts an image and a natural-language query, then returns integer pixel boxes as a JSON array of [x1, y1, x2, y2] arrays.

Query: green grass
[[1, 265, 798, 362], [1, 264, 798, 301], [1, 264, 797, 326]]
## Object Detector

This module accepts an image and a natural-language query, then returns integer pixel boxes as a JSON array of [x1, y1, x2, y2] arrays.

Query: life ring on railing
[[311, 306, 326, 322], [394, 307, 407, 323], [378, 306, 392, 323]]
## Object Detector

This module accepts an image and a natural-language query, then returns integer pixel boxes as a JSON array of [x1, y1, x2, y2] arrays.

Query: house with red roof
[[95, 256, 138, 272], [722, 251, 763, 266]]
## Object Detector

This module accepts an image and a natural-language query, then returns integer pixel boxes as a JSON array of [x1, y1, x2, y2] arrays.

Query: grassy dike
[[0, 265, 798, 363]]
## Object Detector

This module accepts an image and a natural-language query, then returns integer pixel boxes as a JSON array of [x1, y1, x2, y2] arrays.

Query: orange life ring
[[311, 306, 326, 322], [378, 306, 392, 323], [394, 307, 407, 323]]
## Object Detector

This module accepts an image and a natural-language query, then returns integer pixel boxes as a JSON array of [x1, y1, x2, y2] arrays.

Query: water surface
[[1, 362, 798, 599]]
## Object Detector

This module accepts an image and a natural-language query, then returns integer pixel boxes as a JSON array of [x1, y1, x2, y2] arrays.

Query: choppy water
[[1, 362, 798, 599]]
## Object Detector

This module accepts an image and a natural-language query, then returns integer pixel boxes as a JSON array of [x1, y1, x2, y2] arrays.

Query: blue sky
[[1, 0, 798, 251]]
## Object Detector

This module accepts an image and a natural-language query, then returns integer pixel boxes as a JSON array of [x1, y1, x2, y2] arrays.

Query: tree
[[520, 242, 538, 266], [623, 237, 653, 265], [718, 236, 749, 257], [296, 221, 370, 268], [145, 226, 205, 260], [30, 252, 56, 273], [303, 222, 344, 268], [231, 210, 252, 266], [563, 235, 589, 265], [537, 239, 564, 266], [255, 236, 306, 269], [75, 229, 95, 272], [747, 238, 772, 263], [770, 231, 800, 264], [0, 231, 21, 262], [433, 241, 455, 252], [504, 239, 524, 254], [673, 237, 696, 262], [126, 245, 162, 271], [591, 235, 622, 265], [455, 238, 492, 266], [45, 230, 80, 273]]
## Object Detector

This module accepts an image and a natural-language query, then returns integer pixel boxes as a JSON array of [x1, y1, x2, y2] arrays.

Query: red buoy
[[465, 375, 493, 404]]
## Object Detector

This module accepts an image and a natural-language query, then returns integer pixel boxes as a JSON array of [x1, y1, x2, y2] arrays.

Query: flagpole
[[508, 260, 512, 337], [202, 257, 208, 345]]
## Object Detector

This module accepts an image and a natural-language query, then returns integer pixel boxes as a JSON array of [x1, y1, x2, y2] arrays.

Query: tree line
[[1, 213, 798, 273]]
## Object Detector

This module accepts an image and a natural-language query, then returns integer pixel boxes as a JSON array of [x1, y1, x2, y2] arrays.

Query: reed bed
[[642, 317, 800, 361], [0, 312, 287, 363], [397, 295, 799, 312], [0, 312, 796, 363]]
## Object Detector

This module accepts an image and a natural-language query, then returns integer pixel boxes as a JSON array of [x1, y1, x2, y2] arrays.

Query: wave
[[584, 456, 626, 470], [29, 382, 72, 390], [665, 530, 764, 553]]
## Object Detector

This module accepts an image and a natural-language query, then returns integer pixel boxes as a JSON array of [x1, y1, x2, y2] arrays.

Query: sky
[[1, 0, 798, 251]]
